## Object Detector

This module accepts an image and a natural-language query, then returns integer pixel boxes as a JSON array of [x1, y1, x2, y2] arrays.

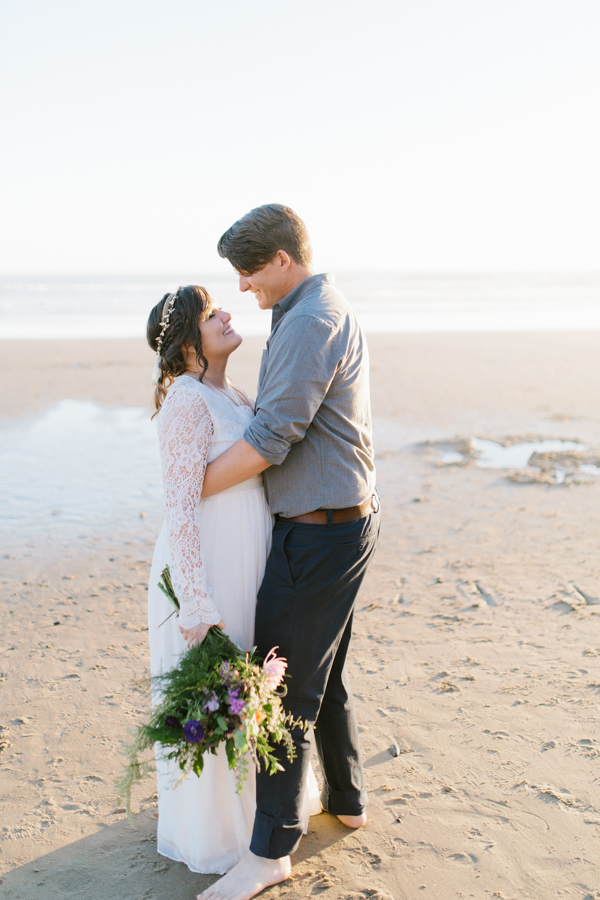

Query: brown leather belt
[[276, 493, 379, 526]]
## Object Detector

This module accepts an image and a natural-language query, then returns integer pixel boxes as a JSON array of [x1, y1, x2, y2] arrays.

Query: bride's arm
[[158, 387, 224, 645], [201, 438, 271, 498]]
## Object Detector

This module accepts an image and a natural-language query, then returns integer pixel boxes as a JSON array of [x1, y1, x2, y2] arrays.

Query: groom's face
[[238, 256, 289, 310]]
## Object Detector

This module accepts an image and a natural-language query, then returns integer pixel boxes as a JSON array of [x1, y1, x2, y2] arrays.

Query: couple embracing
[[146, 204, 380, 900]]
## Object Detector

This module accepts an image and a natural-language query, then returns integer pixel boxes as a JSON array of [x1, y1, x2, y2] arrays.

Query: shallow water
[[434, 437, 597, 485], [471, 438, 587, 469], [0, 401, 162, 551], [440, 451, 465, 465]]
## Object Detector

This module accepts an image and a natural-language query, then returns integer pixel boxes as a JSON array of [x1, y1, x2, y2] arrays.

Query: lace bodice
[[157, 375, 255, 629]]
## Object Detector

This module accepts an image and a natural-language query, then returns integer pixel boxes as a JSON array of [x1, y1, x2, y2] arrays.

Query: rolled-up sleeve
[[244, 314, 341, 466]]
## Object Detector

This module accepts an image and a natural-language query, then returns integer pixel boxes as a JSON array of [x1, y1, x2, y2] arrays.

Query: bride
[[145, 285, 319, 875]]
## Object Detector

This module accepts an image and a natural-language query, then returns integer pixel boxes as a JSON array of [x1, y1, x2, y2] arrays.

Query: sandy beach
[[2, 331, 600, 900]]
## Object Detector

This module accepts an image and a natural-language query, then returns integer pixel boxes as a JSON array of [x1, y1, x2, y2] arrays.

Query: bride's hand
[[180, 619, 225, 649]]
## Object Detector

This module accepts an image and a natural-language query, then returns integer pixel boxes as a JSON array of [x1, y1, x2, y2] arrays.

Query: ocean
[[2, 273, 600, 339]]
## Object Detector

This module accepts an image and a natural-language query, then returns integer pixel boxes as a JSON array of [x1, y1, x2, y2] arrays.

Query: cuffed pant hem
[[249, 809, 304, 860], [320, 784, 368, 817]]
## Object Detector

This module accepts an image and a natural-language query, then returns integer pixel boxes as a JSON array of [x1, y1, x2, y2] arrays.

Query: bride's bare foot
[[337, 812, 367, 828], [197, 851, 291, 900]]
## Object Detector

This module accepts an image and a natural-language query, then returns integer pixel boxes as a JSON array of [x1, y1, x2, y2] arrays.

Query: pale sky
[[1, 0, 599, 275]]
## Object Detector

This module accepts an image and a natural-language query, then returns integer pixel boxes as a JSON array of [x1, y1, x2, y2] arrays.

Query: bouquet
[[116, 566, 307, 822]]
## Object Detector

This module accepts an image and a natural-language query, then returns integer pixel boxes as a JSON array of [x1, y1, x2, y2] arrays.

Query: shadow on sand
[[0, 809, 352, 900]]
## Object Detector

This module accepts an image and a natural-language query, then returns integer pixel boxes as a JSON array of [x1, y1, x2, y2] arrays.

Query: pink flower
[[263, 647, 288, 690]]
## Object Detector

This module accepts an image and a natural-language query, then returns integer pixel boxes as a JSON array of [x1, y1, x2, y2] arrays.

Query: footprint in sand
[[341, 891, 394, 900]]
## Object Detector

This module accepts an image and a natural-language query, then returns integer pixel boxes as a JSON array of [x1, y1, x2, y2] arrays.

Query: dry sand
[[2, 332, 600, 900]]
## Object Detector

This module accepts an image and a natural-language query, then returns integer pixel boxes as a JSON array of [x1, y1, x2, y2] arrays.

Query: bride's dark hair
[[147, 285, 214, 415]]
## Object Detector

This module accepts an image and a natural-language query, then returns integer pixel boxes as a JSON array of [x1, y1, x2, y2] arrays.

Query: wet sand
[[2, 332, 600, 900]]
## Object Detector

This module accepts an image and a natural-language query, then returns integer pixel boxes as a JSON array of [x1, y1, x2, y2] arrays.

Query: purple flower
[[220, 661, 233, 685], [165, 715, 181, 728], [183, 719, 204, 743], [203, 693, 220, 713], [228, 690, 246, 716]]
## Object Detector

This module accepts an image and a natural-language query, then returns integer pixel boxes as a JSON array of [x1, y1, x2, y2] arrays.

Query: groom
[[199, 204, 380, 900]]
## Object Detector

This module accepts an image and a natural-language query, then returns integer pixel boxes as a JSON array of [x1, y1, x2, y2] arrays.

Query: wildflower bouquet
[[116, 566, 306, 822]]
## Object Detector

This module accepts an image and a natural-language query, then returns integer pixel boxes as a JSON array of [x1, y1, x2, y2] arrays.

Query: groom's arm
[[201, 439, 271, 498], [202, 313, 340, 499], [204, 315, 340, 502]]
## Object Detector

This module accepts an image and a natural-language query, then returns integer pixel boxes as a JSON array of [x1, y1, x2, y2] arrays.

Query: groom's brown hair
[[217, 204, 312, 276]]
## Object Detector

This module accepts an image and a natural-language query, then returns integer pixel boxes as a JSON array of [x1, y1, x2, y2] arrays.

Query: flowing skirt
[[148, 476, 320, 874]]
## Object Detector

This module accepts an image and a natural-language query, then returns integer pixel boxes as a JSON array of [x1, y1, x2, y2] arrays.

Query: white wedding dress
[[147, 374, 320, 874]]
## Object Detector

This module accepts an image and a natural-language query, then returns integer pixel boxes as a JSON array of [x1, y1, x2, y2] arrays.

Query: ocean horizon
[[2, 272, 600, 339]]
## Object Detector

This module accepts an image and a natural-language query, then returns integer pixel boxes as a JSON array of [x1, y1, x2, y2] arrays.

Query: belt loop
[[327, 509, 333, 529]]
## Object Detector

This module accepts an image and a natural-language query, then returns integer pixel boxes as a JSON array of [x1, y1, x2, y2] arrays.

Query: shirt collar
[[271, 273, 334, 330]]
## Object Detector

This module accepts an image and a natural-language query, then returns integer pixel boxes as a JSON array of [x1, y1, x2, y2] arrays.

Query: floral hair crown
[[156, 287, 182, 355], [151, 287, 182, 385]]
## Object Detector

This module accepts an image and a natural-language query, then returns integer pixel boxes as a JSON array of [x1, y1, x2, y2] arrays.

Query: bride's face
[[198, 307, 242, 361]]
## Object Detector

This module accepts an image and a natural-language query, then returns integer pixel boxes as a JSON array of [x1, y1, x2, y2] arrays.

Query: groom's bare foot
[[337, 812, 367, 828], [197, 851, 291, 900]]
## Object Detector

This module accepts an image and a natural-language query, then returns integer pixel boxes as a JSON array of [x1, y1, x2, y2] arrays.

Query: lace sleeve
[[157, 382, 221, 630]]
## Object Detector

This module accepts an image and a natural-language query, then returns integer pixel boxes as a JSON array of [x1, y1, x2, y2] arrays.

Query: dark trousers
[[249, 505, 381, 859]]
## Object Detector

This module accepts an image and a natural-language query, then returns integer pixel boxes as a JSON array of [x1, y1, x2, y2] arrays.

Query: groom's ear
[[274, 249, 292, 272]]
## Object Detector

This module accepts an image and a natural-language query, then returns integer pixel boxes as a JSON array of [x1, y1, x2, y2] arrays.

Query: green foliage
[[115, 569, 309, 824]]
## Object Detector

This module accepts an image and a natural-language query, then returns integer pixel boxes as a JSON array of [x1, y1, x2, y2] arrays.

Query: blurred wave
[[2, 272, 600, 339]]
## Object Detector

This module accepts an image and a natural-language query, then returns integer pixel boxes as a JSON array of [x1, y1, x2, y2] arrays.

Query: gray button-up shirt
[[244, 273, 376, 517]]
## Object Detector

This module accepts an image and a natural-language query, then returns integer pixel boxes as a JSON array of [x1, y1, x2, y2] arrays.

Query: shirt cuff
[[244, 422, 291, 466]]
